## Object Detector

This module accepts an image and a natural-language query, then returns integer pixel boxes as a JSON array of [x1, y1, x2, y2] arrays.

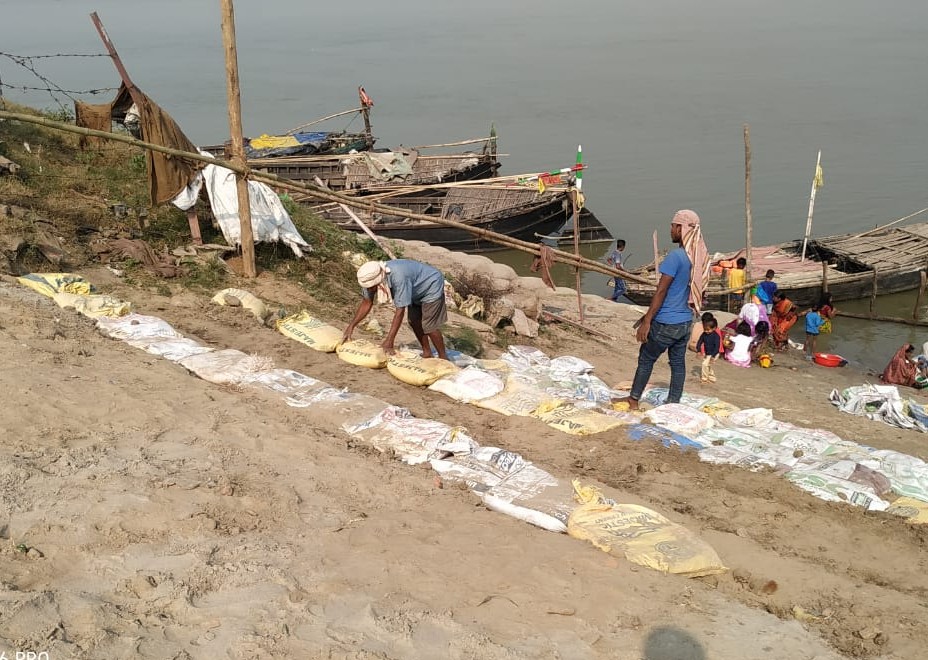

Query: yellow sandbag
[[337, 339, 388, 369], [52, 292, 131, 318], [18, 273, 91, 298], [886, 497, 928, 524], [387, 351, 458, 386], [276, 311, 342, 352], [212, 287, 268, 322], [567, 499, 727, 577], [530, 401, 624, 436]]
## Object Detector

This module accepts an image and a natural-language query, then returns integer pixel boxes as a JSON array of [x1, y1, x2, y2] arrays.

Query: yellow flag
[[538, 177, 546, 194], [814, 164, 824, 189]]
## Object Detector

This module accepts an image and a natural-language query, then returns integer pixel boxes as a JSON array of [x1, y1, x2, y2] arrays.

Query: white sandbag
[[211, 287, 268, 322], [728, 408, 775, 428], [859, 450, 928, 502], [639, 387, 718, 411], [53, 292, 132, 318], [789, 459, 893, 497], [244, 368, 326, 397], [96, 314, 181, 343], [501, 345, 551, 371], [428, 366, 506, 402], [178, 349, 273, 385], [548, 356, 595, 378], [646, 404, 715, 438]]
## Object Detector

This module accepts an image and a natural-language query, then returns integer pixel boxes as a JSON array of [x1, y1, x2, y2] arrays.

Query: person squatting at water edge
[[615, 209, 710, 411], [343, 259, 449, 360]]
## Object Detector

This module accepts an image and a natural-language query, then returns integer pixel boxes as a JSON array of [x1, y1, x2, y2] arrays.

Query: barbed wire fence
[[0, 51, 118, 115]]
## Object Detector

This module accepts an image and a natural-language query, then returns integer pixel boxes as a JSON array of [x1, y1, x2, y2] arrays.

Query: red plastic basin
[[813, 353, 847, 368]]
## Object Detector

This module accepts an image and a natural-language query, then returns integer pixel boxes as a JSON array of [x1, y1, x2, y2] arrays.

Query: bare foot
[[612, 396, 640, 411]]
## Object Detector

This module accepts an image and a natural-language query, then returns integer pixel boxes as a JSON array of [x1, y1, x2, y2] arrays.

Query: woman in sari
[[880, 344, 925, 388], [722, 301, 769, 338], [769, 291, 798, 350]]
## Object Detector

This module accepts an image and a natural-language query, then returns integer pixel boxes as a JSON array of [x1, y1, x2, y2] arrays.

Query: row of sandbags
[[17, 276, 727, 578]]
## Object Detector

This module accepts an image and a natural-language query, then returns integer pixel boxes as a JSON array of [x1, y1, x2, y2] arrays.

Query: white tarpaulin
[[172, 152, 311, 257]]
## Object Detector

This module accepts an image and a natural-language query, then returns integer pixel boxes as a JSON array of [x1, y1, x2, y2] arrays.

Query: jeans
[[630, 319, 693, 403], [611, 277, 627, 301]]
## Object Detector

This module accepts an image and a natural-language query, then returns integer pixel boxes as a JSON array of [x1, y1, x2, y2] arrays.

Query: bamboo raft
[[625, 222, 928, 307]]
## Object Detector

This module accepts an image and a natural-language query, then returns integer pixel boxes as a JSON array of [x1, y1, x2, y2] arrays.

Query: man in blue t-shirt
[[619, 212, 699, 410], [343, 259, 449, 359]]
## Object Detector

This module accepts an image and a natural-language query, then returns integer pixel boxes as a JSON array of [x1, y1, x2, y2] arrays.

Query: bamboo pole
[[852, 206, 928, 239], [284, 106, 366, 135], [836, 310, 928, 328], [0, 110, 654, 287], [359, 86, 373, 139], [541, 309, 616, 340], [313, 176, 396, 258], [914, 270, 927, 320], [744, 124, 753, 276], [408, 136, 498, 150], [573, 145, 584, 322], [90, 13, 145, 110], [821, 260, 829, 293], [801, 149, 822, 262], [869, 269, 878, 316], [219, 0, 256, 278]]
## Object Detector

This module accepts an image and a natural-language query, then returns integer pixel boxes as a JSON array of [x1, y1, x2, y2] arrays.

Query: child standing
[[606, 239, 627, 302], [696, 317, 722, 382], [757, 269, 777, 314], [805, 304, 824, 359], [727, 257, 747, 312]]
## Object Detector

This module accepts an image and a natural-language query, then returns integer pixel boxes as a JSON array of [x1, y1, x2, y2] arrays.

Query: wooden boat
[[534, 210, 614, 245], [316, 185, 611, 253], [251, 139, 500, 193], [624, 222, 928, 308]]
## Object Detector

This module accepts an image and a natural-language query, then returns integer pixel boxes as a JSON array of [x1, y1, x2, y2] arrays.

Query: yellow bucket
[[758, 354, 772, 368]]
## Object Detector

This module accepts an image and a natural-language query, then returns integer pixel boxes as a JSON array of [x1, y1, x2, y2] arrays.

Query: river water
[[2, 0, 927, 372]]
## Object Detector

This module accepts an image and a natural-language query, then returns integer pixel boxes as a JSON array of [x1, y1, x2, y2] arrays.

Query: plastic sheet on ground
[[728, 408, 774, 428], [276, 311, 343, 353], [243, 368, 326, 398], [179, 349, 274, 385], [501, 345, 551, 371], [830, 384, 927, 433], [530, 401, 625, 436], [697, 445, 782, 472], [474, 380, 556, 417], [645, 404, 715, 438], [567, 483, 727, 577], [699, 399, 741, 420], [857, 450, 928, 502], [624, 424, 708, 451], [639, 387, 718, 411], [429, 366, 506, 402], [136, 337, 214, 362], [784, 468, 891, 512], [96, 314, 182, 343], [17, 273, 91, 297], [431, 447, 573, 533], [211, 287, 268, 322], [349, 411, 477, 465]]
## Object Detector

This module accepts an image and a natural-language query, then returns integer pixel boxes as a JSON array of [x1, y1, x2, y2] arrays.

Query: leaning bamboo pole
[[0, 110, 654, 288]]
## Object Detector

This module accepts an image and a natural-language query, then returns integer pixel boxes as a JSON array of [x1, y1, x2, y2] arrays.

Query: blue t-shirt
[[805, 310, 824, 335], [654, 248, 693, 324], [362, 259, 444, 308], [757, 280, 777, 305]]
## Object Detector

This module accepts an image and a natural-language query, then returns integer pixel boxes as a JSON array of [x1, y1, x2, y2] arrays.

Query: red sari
[[881, 345, 917, 387], [770, 297, 798, 347]]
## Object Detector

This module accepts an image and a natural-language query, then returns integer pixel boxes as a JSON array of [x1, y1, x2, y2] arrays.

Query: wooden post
[[219, 0, 256, 278], [90, 13, 145, 110], [358, 86, 373, 143], [821, 259, 829, 293], [744, 124, 753, 277], [186, 209, 203, 246], [914, 270, 927, 320], [652, 230, 660, 283], [801, 150, 823, 262], [573, 145, 584, 322], [870, 269, 878, 317]]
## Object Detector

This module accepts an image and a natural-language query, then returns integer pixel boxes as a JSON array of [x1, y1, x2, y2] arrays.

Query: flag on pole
[[814, 163, 824, 189]]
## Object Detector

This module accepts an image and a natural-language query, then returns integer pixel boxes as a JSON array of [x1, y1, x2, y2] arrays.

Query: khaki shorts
[[408, 297, 448, 334]]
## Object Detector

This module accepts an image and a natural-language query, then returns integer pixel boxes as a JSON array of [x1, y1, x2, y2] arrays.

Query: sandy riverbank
[[1, 256, 926, 659]]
